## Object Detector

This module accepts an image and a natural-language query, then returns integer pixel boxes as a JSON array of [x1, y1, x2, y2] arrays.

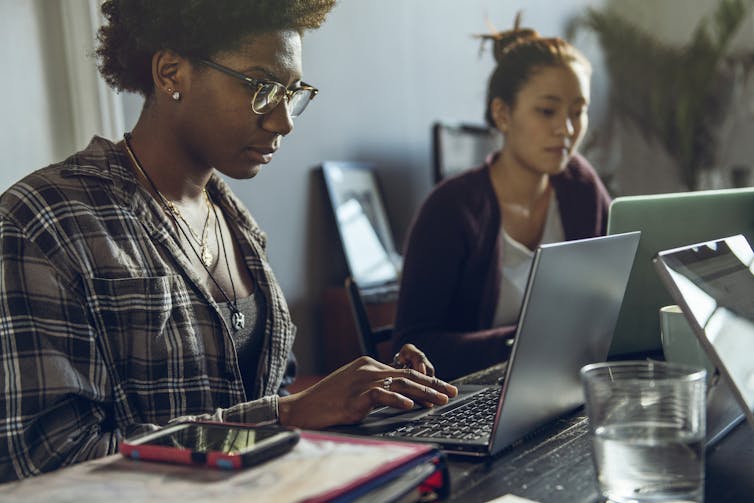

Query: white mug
[[659, 305, 715, 378]]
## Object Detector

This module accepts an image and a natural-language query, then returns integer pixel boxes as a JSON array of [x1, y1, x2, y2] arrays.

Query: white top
[[492, 193, 565, 327]]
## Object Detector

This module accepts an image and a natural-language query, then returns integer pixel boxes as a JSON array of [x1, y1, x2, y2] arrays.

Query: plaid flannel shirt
[[0, 137, 297, 482]]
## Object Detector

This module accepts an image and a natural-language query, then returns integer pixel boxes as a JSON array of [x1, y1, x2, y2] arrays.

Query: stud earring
[[167, 88, 181, 101]]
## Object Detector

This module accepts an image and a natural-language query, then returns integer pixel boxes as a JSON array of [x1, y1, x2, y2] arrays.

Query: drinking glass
[[581, 360, 707, 503]]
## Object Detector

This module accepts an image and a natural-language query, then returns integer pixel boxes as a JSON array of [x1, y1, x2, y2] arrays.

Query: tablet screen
[[655, 234, 754, 421]]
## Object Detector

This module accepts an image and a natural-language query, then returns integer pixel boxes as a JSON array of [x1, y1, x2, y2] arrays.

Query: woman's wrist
[[278, 393, 295, 426]]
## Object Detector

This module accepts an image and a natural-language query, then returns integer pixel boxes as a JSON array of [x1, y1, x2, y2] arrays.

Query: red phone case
[[120, 421, 299, 469]]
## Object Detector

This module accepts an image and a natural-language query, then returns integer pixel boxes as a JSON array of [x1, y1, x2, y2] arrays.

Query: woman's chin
[[245, 164, 263, 179], [218, 162, 264, 180]]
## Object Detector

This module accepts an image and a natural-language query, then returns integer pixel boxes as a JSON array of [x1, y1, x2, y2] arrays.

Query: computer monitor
[[320, 161, 402, 292], [607, 187, 754, 357]]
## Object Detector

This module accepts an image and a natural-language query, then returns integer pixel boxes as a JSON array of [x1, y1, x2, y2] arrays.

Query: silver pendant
[[200, 246, 213, 268], [232, 311, 245, 331]]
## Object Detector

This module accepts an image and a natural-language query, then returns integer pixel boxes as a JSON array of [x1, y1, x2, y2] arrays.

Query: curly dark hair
[[96, 0, 337, 96], [479, 12, 591, 128]]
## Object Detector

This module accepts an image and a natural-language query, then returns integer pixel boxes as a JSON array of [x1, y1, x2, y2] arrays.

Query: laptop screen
[[655, 234, 754, 426], [607, 187, 754, 356]]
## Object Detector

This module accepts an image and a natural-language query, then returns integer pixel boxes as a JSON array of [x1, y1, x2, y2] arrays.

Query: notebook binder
[[299, 431, 449, 503], [0, 429, 449, 503]]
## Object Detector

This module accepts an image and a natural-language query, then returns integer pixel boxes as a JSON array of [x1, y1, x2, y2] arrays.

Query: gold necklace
[[122, 138, 215, 268], [164, 191, 214, 268]]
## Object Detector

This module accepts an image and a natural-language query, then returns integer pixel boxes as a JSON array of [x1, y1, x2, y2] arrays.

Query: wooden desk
[[445, 365, 754, 502]]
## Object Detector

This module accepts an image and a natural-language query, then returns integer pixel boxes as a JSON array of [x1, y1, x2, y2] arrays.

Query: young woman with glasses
[[392, 15, 611, 380], [0, 0, 456, 481]]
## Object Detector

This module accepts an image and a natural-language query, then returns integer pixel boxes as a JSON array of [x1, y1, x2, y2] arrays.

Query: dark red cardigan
[[392, 153, 611, 380]]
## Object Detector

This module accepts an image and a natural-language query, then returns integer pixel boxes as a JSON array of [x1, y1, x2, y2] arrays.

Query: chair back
[[432, 122, 502, 183], [344, 276, 393, 361]]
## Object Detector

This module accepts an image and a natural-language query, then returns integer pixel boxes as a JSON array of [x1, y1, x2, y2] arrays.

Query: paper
[[485, 495, 540, 503]]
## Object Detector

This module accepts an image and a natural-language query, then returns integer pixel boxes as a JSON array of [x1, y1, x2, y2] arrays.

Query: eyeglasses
[[199, 59, 318, 118]]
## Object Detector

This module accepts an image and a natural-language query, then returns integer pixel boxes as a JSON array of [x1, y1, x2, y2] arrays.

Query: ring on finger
[[382, 376, 393, 391], [392, 353, 410, 369]]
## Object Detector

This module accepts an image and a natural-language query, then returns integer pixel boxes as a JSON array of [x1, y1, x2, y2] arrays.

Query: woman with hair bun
[[392, 14, 611, 380], [0, 0, 457, 481]]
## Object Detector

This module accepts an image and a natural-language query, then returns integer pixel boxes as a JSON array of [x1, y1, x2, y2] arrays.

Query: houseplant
[[568, 0, 754, 190]]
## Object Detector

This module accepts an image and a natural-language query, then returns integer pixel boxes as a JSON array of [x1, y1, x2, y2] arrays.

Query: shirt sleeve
[[0, 216, 121, 481], [167, 395, 280, 427]]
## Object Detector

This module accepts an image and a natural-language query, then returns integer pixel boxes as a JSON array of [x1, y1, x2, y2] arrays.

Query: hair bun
[[489, 28, 539, 62], [475, 11, 540, 62]]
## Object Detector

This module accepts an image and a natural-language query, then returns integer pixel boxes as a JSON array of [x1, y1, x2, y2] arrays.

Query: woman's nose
[[261, 101, 294, 136], [554, 116, 575, 137]]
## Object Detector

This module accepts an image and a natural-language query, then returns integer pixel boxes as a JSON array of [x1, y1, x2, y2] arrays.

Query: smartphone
[[120, 421, 300, 469]]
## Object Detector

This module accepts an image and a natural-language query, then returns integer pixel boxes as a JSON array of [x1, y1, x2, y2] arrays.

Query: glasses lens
[[252, 82, 285, 114], [288, 90, 313, 118]]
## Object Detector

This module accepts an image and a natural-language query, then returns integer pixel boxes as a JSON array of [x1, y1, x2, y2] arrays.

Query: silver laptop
[[654, 234, 752, 445], [333, 232, 640, 456], [607, 188, 754, 357]]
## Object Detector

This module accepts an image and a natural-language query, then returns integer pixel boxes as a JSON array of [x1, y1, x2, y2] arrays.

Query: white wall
[[1, 0, 73, 189], [0, 0, 123, 192], [3, 0, 752, 375]]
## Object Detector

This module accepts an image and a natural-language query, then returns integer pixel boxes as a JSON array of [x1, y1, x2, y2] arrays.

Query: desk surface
[[2, 364, 752, 503], [446, 364, 754, 503]]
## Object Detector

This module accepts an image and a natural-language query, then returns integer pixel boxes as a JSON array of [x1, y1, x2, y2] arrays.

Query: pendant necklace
[[123, 132, 245, 331], [210, 197, 246, 331], [164, 190, 214, 268]]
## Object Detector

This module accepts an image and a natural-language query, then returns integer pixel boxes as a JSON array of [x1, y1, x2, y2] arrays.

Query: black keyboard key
[[387, 387, 501, 441]]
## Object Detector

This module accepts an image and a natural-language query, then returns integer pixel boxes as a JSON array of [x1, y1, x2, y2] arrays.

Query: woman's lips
[[245, 146, 275, 164], [545, 146, 569, 156]]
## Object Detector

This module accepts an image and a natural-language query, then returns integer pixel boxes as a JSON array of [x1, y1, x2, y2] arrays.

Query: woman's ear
[[152, 49, 188, 100], [491, 97, 511, 134]]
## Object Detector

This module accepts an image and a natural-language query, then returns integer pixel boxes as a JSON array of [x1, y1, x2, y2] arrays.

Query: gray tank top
[[217, 290, 266, 398]]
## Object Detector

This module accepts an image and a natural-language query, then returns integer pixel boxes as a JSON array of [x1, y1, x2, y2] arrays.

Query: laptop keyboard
[[382, 386, 500, 442]]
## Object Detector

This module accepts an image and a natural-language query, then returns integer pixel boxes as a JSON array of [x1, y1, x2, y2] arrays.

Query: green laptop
[[607, 187, 754, 357]]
